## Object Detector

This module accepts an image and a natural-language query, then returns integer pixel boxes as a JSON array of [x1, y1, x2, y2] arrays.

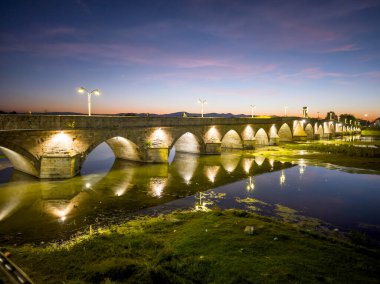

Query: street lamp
[[250, 105, 256, 118], [198, 99, 207, 118], [77, 87, 101, 116], [284, 106, 288, 117]]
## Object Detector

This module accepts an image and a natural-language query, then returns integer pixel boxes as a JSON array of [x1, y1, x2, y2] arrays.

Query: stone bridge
[[0, 115, 360, 178]]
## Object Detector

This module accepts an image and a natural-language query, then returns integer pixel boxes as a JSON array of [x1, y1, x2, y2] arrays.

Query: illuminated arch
[[0, 145, 39, 177], [316, 125, 323, 137], [242, 125, 255, 140], [221, 130, 243, 149], [255, 128, 269, 145], [335, 124, 343, 133], [305, 123, 313, 139], [293, 120, 306, 136], [204, 126, 221, 143], [278, 123, 292, 141], [323, 122, 331, 134], [106, 136, 142, 162], [329, 123, 335, 133], [171, 132, 201, 154]]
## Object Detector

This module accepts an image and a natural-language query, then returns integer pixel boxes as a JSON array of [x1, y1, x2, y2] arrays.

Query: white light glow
[[280, 170, 286, 186], [242, 158, 254, 173], [149, 177, 167, 198], [204, 166, 220, 183]]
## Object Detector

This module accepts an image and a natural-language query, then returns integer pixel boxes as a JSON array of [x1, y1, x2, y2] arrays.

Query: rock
[[244, 226, 255, 235]]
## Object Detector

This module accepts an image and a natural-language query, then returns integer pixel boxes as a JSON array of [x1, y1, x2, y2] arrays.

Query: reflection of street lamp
[[280, 170, 286, 186], [77, 87, 101, 116], [246, 176, 255, 191], [250, 105, 256, 118], [198, 99, 207, 118]]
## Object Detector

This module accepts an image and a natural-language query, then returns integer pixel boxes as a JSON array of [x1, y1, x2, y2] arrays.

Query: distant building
[[374, 118, 380, 128], [302, 106, 308, 118]]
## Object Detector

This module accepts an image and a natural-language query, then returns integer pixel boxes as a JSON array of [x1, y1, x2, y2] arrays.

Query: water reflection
[[0, 152, 292, 244], [1, 148, 380, 245], [246, 176, 255, 191]]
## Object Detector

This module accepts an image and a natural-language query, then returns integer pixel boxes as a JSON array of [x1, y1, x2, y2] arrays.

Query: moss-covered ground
[[2, 210, 380, 284]]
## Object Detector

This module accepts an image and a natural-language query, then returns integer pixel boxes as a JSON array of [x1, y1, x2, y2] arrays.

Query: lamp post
[[284, 106, 288, 117], [198, 99, 207, 118], [250, 105, 256, 118], [77, 87, 101, 116]]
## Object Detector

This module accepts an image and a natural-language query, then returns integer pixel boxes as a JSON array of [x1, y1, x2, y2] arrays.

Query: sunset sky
[[1, 0, 379, 120]]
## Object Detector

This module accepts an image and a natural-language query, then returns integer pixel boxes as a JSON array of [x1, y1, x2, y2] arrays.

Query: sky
[[0, 0, 379, 120]]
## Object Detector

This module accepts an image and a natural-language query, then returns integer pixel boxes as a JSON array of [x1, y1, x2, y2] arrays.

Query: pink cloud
[[324, 44, 361, 53]]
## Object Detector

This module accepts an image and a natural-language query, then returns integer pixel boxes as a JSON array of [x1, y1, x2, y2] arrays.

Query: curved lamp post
[[198, 99, 207, 118], [77, 87, 101, 116], [284, 106, 288, 117], [250, 105, 256, 118]]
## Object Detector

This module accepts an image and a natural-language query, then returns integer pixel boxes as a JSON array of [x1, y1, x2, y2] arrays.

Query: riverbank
[[252, 143, 380, 171], [362, 128, 380, 136], [2, 209, 380, 283]]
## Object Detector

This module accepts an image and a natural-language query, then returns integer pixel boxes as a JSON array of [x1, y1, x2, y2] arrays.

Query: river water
[[0, 142, 379, 245]]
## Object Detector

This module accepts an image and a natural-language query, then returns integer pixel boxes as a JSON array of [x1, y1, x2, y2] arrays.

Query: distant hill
[[1, 111, 265, 118], [116, 112, 252, 118]]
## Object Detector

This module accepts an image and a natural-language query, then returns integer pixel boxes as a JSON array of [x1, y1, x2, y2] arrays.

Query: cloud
[[324, 44, 361, 53]]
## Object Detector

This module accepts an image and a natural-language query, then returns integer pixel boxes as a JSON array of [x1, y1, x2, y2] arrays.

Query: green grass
[[253, 143, 380, 171], [3, 210, 380, 283], [362, 128, 380, 136]]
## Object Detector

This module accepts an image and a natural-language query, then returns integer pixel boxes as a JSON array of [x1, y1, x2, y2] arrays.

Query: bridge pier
[[141, 147, 169, 163], [204, 142, 221, 154], [242, 139, 256, 149], [292, 135, 307, 141], [40, 153, 81, 178], [269, 137, 280, 145]]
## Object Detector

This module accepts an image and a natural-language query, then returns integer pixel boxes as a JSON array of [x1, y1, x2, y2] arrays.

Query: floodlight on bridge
[[77, 87, 101, 116]]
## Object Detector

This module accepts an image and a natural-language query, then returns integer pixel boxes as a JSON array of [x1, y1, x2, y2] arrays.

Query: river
[[0, 141, 379, 245]]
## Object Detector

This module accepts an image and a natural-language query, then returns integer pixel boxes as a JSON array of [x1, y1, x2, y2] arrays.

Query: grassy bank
[[361, 128, 380, 136], [2, 210, 380, 283], [253, 143, 380, 171]]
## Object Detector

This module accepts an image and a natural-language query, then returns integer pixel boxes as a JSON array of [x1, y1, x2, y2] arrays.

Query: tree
[[340, 114, 357, 124], [325, 111, 338, 120]]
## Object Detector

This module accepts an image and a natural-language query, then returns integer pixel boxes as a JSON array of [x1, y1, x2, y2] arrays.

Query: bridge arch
[[221, 130, 243, 149], [241, 125, 255, 140], [293, 120, 306, 137], [170, 132, 202, 154], [278, 123, 292, 141], [85, 135, 143, 163], [305, 123, 314, 139], [316, 124, 324, 137], [106, 136, 142, 162], [0, 144, 39, 177], [255, 128, 269, 145], [329, 123, 335, 133]]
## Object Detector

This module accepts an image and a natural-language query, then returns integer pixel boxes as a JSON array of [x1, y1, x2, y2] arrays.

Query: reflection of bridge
[[0, 153, 293, 239], [0, 115, 360, 178]]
